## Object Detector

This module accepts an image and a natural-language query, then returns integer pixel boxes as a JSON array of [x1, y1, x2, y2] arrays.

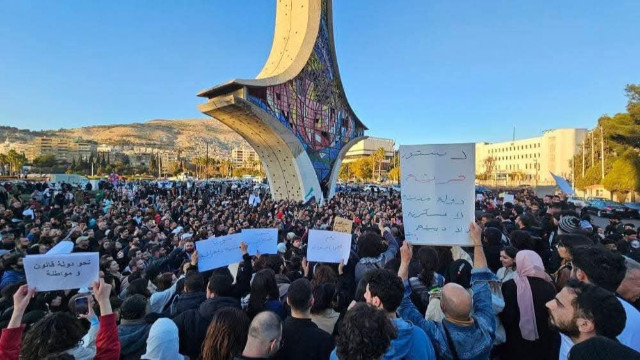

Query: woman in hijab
[[499, 250, 558, 360], [141, 318, 186, 360]]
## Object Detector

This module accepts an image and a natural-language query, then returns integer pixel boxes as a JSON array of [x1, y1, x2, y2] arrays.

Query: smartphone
[[74, 296, 90, 317]]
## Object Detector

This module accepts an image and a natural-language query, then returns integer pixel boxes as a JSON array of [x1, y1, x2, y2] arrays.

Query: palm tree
[[371, 147, 387, 182]]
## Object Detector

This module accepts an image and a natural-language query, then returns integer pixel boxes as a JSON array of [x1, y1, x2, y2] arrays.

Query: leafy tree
[[352, 157, 372, 182], [603, 151, 640, 201], [33, 154, 57, 168], [388, 167, 400, 183], [339, 162, 353, 181]]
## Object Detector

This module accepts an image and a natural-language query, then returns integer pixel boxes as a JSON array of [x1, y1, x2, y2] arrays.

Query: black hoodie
[[172, 296, 241, 360]]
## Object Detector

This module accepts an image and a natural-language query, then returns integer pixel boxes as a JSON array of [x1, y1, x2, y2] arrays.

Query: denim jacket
[[398, 268, 497, 360]]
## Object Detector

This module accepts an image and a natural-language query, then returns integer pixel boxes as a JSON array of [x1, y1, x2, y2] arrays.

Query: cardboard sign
[[307, 230, 351, 264], [333, 217, 353, 234], [241, 228, 278, 255], [195, 234, 243, 272], [400, 143, 475, 245], [25, 252, 99, 292]]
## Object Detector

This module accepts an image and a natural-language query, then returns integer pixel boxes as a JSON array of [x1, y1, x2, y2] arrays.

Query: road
[[590, 215, 640, 229]]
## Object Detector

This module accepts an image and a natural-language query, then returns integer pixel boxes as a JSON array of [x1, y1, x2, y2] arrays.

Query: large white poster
[[307, 230, 351, 264], [25, 252, 99, 291], [400, 143, 475, 245], [196, 234, 244, 272]]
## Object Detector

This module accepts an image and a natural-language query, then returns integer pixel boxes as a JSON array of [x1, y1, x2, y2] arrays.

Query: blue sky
[[1, 1, 639, 145]]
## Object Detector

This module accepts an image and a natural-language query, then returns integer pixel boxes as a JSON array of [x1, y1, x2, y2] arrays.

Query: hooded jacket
[[118, 319, 152, 360], [173, 296, 241, 359]]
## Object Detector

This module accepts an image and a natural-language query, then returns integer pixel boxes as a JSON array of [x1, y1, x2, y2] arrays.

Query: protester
[[547, 280, 628, 359], [201, 307, 250, 360], [278, 278, 334, 360], [333, 303, 397, 360], [499, 250, 558, 360], [141, 318, 186, 360], [565, 246, 640, 356], [496, 246, 517, 282], [235, 311, 282, 360], [397, 222, 496, 360]]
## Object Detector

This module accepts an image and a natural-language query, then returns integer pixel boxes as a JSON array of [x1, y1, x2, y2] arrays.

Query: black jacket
[[170, 290, 206, 317], [276, 317, 334, 360], [173, 296, 241, 360], [499, 277, 560, 360]]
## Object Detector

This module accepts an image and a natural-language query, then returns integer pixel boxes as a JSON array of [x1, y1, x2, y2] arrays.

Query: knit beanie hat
[[558, 216, 581, 234]]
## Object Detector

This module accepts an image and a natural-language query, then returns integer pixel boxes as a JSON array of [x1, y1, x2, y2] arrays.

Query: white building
[[475, 128, 587, 185], [343, 137, 395, 166], [231, 146, 259, 167]]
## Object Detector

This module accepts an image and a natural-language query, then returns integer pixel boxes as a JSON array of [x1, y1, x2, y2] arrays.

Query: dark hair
[[126, 278, 151, 298], [265, 254, 285, 275], [335, 303, 397, 360], [566, 280, 626, 339], [21, 312, 85, 360], [417, 247, 439, 288], [444, 259, 472, 289], [363, 269, 403, 313], [200, 307, 250, 360], [502, 246, 518, 260], [571, 246, 627, 292], [184, 273, 205, 293], [557, 234, 593, 255], [120, 294, 148, 320], [208, 273, 233, 297], [155, 272, 174, 291], [247, 269, 280, 318], [518, 213, 538, 228], [510, 230, 535, 251], [287, 278, 312, 311], [311, 282, 337, 315], [357, 233, 384, 258], [311, 265, 338, 287]]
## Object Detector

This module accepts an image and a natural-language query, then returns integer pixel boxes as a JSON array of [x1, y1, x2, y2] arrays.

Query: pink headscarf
[[514, 250, 553, 341]]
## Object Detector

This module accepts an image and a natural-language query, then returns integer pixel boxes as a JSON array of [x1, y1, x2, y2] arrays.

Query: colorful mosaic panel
[[248, 0, 365, 186]]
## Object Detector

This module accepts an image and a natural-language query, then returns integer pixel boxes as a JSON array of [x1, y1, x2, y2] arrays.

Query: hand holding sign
[[25, 253, 99, 292]]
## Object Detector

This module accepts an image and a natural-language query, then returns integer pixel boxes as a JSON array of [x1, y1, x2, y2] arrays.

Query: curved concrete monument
[[198, 0, 366, 202]]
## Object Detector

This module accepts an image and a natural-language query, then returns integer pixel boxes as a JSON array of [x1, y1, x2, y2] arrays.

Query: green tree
[[603, 151, 640, 201], [33, 154, 57, 168], [6, 150, 27, 175]]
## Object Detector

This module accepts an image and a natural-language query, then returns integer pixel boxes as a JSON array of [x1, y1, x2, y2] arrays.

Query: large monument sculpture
[[198, 0, 366, 202]]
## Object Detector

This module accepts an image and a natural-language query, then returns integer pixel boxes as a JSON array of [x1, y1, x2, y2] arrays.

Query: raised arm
[[0, 285, 34, 360], [93, 279, 120, 360], [469, 222, 487, 269], [397, 242, 440, 342]]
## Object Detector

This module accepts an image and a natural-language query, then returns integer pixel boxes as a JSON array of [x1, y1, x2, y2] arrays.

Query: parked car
[[567, 196, 588, 208], [624, 202, 640, 219], [584, 200, 633, 218]]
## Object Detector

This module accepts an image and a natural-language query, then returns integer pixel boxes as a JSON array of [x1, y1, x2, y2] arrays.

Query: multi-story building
[[31, 137, 97, 162], [475, 128, 588, 185], [231, 146, 259, 167], [342, 137, 395, 173]]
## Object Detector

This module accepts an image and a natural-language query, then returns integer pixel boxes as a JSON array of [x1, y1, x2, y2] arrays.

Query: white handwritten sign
[[400, 143, 475, 245], [241, 228, 278, 255], [500, 193, 515, 204], [196, 234, 243, 272], [25, 252, 99, 292], [307, 230, 351, 264]]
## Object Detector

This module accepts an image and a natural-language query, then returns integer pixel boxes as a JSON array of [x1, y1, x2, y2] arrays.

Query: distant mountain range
[[0, 119, 249, 152]]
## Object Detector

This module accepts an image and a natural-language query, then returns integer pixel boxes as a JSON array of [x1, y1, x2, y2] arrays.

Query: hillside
[[0, 119, 249, 152]]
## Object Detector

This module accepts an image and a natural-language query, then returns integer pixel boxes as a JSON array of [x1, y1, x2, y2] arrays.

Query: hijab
[[514, 250, 552, 341]]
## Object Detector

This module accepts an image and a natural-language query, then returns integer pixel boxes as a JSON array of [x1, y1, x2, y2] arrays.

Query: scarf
[[514, 250, 552, 341]]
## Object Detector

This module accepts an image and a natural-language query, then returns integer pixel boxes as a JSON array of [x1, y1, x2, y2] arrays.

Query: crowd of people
[[0, 179, 639, 360]]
